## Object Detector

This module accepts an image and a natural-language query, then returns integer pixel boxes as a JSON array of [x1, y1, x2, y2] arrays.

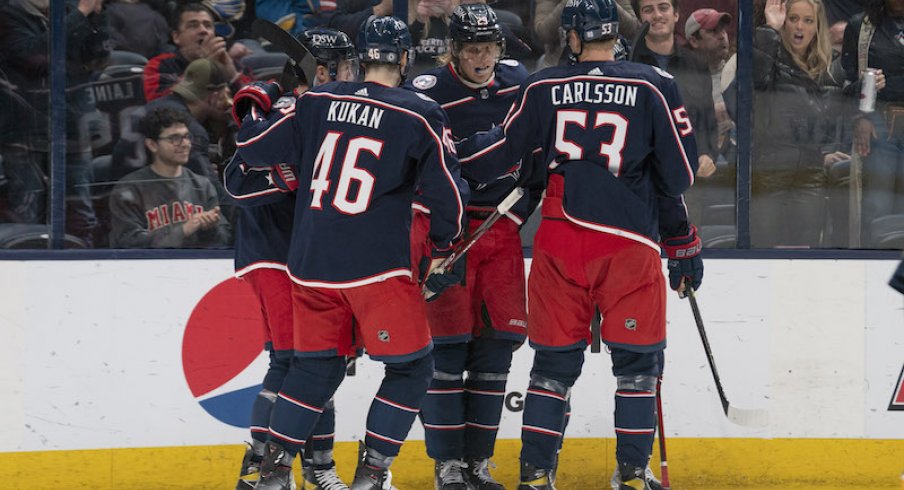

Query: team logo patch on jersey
[[377, 330, 391, 342], [652, 66, 674, 79], [625, 318, 637, 331], [499, 59, 519, 67], [412, 74, 437, 90]]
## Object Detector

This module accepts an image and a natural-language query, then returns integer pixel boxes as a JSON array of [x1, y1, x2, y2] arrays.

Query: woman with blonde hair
[[750, 0, 848, 247]]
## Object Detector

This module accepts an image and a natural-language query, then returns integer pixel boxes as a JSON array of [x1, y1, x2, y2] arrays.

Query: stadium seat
[[869, 215, 904, 249], [699, 224, 736, 249], [0, 224, 89, 249], [107, 50, 149, 67], [241, 52, 290, 80]]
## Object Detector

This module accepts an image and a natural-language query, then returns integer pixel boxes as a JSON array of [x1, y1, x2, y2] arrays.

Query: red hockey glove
[[661, 225, 703, 294], [232, 81, 282, 125], [269, 163, 299, 192]]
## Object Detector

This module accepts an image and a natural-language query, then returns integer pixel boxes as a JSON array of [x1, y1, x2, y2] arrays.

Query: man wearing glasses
[[108, 107, 231, 248]]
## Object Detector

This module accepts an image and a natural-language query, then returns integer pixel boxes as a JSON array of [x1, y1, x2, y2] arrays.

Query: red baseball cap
[[685, 8, 732, 38]]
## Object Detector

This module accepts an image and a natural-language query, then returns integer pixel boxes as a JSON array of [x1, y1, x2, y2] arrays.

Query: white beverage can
[[860, 68, 877, 113]]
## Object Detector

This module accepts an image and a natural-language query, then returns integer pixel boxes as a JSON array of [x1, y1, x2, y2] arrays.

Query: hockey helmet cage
[[561, 0, 619, 43]]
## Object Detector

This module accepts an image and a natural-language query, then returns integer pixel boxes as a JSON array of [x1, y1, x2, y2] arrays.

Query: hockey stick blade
[[251, 19, 317, 86], [422, 187, 524, 299], [687, 288, 769, 428]]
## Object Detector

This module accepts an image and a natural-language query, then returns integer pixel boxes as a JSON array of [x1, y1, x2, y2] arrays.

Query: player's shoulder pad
[[411, 74, 438, 90]]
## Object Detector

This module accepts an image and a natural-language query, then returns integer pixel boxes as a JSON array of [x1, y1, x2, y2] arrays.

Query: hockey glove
[[889, 260, 904, 295], [662, 225, 703, 294], [232, 81, 282, 125], [269, 163, 299, 192], [423, 255, 466, 301]]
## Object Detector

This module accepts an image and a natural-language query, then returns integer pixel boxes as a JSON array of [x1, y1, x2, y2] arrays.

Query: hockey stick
[[628, 21, 651, 62], [687, 288, 769, 427], [422, 187, 524, 299], [655, 376, 671, 489], [251, 19, 317, 86]]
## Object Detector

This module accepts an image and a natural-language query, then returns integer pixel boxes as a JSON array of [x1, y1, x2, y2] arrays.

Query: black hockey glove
[[662, 225, 703, 294], [423, 255, 466, 302], [889, 260, 904, 295], [232, 81, 282, 125]]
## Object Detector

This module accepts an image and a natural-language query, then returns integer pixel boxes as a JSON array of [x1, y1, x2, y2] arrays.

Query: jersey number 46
[[310, 131, 383, 214]]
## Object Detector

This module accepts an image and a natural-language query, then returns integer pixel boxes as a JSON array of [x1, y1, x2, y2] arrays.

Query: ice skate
[[610, 462, 659, 490], [466, 458, 504, 490], [237, 442, 262, 490], [434, 459, 468, 490], [303, 460, 349, 490], [350, 441, 397, 490], [517, 461, 555, 490], [255, 441, 296, 490]]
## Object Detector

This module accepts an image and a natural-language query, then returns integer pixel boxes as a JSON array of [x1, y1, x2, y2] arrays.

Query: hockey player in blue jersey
[[234, 15, 468, 490], [404, 4, 536, 489], [227, 27, 359, 490], [455, 0, 703, 488]]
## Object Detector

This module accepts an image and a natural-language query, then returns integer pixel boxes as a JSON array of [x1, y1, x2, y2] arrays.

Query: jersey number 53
[[554, 109, 628, 176], [310, 131, 383, 214]]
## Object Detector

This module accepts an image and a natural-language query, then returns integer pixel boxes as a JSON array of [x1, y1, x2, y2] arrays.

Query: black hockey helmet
[[297, 27, 357, 82], [449, 4, 504, 44], [561, 0, 619, 43], [357, 16, 413, 82]]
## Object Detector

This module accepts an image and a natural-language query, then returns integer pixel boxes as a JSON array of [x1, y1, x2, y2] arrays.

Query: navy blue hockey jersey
[[236, 82, 466, 287], [457, 61, 698, 247], [406, 60, 535, 224], [223, 153, 295, 276]]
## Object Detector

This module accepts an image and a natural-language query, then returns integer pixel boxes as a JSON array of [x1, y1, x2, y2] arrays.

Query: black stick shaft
[[688, 288, 730, 414]]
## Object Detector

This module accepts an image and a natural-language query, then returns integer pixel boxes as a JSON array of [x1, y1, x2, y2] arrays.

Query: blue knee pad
[[262, 350, 292, 393], [611, 347, 662, 468], [467, 337, 515, 373], [366, 354, 434, 458]]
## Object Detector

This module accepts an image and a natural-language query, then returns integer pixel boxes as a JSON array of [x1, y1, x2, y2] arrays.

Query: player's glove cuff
[[662, 225, 703, 292], [661, 225, 702, 259], [232, 81, 282, 125], [269, 163, 299, 192]]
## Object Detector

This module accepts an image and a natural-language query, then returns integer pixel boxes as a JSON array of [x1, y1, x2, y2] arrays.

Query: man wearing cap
[[685, 8, 734, 177], [630, 0, 720, 227], [144, 2, 253, 102], [113, 58, 232, 190]]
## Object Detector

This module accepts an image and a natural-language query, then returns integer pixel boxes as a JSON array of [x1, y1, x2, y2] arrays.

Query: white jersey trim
[[561, 205, 662, 254], [290, 268, 412, 289], [234, 261, 288, 278]]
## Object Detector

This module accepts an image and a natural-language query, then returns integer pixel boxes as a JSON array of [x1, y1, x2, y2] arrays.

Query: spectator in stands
[[752, 0, 846, 247], [673, 0, 738, 46], [0, 0, 110, 246], [630, 0, 719, 230], [114, 58, 232, 185], [0, 75, 45, 225], [533, 0, 640, 69], [407, 0, 455, 74], [327, 0, 393, 41], [841, 0, 904, 246], [109, 107, 231, 248], [685, 8, 734, 159], [255, 0, 325, 37], [107, 0, 171, 59], [143, 2, 252, 101]]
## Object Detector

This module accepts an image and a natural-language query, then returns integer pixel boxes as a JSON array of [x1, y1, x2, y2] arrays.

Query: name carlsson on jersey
[[326, 100, 386, 129], [550, 81, 638, 107]]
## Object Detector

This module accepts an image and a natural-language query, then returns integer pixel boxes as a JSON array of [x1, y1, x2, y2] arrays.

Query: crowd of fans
[[0, 0, 900, 249]]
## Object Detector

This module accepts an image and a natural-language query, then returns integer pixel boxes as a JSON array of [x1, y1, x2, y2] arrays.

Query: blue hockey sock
[[464, 372, 507, 459], [421, 371, 465, 460], [365, 355, 434, 459]]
